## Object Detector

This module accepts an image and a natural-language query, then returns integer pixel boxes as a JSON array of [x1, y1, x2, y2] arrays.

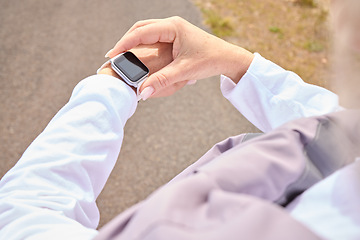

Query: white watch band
[[136, 78, 147, 101]]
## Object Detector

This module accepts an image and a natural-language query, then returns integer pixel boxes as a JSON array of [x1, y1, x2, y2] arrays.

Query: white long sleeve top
[[1, 53, 356, 240]]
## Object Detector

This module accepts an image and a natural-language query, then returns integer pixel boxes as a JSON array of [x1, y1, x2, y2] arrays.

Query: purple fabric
[[95, 110, 360, 240]]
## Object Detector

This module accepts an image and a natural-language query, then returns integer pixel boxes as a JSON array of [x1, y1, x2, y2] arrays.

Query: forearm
[[221, 53, 341, 132], [0, 74, 137, 239]]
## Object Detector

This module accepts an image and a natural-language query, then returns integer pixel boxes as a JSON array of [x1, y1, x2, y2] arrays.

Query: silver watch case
[[110, 52, 149, 88]]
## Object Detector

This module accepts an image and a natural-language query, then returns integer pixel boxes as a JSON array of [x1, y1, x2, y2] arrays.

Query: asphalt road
[[0, 0, 259, 227]]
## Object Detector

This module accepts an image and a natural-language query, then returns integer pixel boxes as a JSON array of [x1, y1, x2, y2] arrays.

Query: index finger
[[124, 19, 159, 35], [107, 20, 177, 58]]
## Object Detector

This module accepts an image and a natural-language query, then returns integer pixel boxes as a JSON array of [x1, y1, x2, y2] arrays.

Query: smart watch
[[110, 51, 149, 89]]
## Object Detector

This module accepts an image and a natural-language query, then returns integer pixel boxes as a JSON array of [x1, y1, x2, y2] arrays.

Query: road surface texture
[[0, 0, 259, 227]]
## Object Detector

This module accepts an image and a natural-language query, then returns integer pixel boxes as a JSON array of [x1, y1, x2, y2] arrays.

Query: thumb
[[139, 59, 188, 96]]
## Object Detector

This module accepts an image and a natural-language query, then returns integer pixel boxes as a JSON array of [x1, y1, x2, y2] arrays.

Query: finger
[[107, 18, 170, 58], [107, 21, 177, 58], [125, 19, 160, 35], [139, 57, 195, 96], [149, 80, 189, 98], [106, 19, 163, 58]]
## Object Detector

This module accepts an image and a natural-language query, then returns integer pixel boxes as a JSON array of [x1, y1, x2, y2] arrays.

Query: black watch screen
[[112, 52, 149, 83]]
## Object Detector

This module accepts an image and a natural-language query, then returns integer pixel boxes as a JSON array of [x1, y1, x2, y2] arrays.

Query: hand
[[98, 43, 174, 98], [105, 16, 254, 99]]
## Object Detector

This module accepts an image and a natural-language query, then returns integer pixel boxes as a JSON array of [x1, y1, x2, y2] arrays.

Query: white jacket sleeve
[[0, 74, 137, 239], [220, 53, 341, 132]]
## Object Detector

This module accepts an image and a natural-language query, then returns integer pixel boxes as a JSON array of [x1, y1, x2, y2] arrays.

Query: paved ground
[[0, 0, 259, 228]]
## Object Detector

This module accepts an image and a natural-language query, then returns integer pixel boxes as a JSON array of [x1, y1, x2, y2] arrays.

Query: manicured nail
[[187, 80, 197, 85], [139, 86, 154, 101], [104, 49, 112, 58]]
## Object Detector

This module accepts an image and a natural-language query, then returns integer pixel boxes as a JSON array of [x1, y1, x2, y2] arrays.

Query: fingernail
[[139, 86, 154, 101], [105, 49, 112, 58], [187, 80, 197, 85]]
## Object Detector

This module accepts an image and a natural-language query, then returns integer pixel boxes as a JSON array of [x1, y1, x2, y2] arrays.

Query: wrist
[[97, 65, 137, 93], [222, 44, 254, 84]]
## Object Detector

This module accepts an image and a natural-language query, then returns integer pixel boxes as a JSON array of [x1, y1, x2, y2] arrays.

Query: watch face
[[112, 52, 149, 83]]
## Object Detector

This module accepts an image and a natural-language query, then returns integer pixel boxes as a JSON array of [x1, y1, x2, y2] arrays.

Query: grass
[[201, 8, 235, 37], [304, 40, 324, 52], [192, 0, 332, 88], [269, 26, 284, 39], [295, 0, 317, 7]]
